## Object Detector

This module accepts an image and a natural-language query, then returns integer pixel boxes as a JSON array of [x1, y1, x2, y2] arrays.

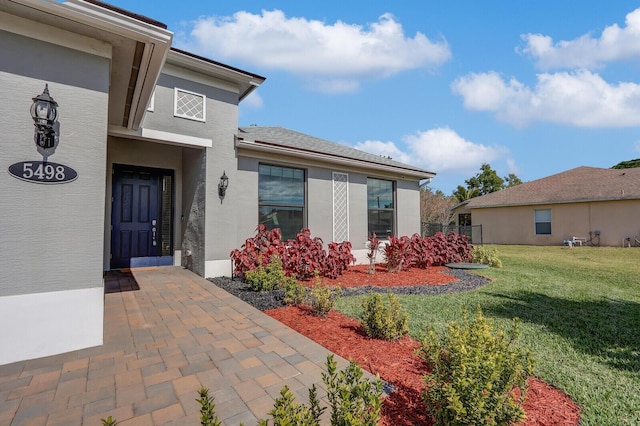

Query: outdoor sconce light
[[218, 171, 229, 197], [30, 84, 58, 149]]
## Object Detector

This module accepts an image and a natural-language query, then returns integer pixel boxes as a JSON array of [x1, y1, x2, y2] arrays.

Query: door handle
[[152, 219, 157, 246]]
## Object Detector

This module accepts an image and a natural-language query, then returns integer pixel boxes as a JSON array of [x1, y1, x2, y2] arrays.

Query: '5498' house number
[[8, 161, 77, 184]]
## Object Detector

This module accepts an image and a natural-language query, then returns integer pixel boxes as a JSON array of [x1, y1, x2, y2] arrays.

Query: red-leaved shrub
[[325, 241, 356, 279], [230, 225, 284, 278]]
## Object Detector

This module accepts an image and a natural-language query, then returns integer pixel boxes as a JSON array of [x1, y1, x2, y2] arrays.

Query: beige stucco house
[[453, 166, 640, 247]]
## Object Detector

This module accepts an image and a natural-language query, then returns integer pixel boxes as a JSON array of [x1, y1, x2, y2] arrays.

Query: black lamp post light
[[8, 83, 77, 184], [31, 83, 59, 150], [218, 171, 229, 197]]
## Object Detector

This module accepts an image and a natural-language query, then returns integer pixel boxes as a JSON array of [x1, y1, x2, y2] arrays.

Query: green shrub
[[322, 354, 383, 426], [282, 276, 307, 306], [472, 246, 503, 268], [418, 308, 534, 426], [258, 384, 324, 426], [360, 292, 409, 341], [245, 255, 293, 291], [100, 416, 118, 426], [197, 386, 222, 426], [309, 277, 342, 317]]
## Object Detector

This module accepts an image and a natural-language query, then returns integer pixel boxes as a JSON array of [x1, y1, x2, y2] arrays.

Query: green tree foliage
[[611, 158, 640, 169], [453, 164, 523, 202]]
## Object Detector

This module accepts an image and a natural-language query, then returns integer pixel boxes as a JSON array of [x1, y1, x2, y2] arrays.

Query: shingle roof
[[237, 126, 435, 178], [467, 166, 640, 208]]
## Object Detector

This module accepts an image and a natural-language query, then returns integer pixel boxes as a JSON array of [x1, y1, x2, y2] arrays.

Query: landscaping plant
[[383, 235, 409, 272], [418, 307, 534, 426], [324, 241, 356, 279], [230, 225, 284, 278], [360, 292, 409, 341], [472, 246, 503, 268], [310, 275, 342, 317], [322, 354, 384, 426], [197, 386, 222, 426], [258, 385, 324, 426], [366, 233, 381, 274]]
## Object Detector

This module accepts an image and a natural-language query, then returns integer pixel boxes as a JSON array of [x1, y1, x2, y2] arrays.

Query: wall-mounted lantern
[[30, 84, 58, 149], [218, 171, 229, 197]]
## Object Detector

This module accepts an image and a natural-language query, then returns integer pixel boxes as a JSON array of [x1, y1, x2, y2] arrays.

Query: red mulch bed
[[265, 266, 581, 425], [317, 264, 457, 287]]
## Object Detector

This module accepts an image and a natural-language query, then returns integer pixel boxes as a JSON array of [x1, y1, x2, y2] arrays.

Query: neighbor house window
[[367, 178, 395, 238], [174, 88, 206, 122], [535, 209, 552, 235], [259, 164, 305, 240]]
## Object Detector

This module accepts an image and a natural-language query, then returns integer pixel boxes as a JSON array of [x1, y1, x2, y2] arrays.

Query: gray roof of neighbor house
[[466, 166, 640, 208], [236, 126, 435, 180]]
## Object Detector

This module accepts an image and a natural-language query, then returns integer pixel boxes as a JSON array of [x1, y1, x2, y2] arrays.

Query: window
[[259, 164, 305, 240], [535, 209, 551, 235], [174, 88, 206, 122], [367, 178, 394, 238]]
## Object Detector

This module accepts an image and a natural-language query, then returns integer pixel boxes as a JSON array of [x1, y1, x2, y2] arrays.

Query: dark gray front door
[[111, 165, 173, 269]]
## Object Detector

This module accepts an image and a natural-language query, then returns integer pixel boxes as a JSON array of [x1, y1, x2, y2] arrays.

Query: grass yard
[[335, 245, 640, 425]]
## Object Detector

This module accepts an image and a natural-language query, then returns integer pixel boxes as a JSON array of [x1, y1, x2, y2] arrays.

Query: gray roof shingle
[[237, 126, 435, 178], [467, 166, 640, 208]]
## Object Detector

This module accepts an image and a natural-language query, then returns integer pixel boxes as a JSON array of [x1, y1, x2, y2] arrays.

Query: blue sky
[[111, 1, 640, 193]]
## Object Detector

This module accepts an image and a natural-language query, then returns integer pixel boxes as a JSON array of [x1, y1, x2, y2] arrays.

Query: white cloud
[[354, 127, 508, 175], [634, 141, 640, 153], [520, 8, 640, 69], [452, 70, 640, 127], [241, 90, 263, 108], [185, 10, 451, 93]]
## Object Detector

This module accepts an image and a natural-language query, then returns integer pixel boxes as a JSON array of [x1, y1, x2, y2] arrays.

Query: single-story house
[[0, 0, 434, 365], [453, 166, 640, 247]]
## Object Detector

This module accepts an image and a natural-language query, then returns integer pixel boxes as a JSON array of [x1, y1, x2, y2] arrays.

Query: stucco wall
[[226, 154, 423, 275], [466, 199, 640, 246], [0, 32, 109, 297]]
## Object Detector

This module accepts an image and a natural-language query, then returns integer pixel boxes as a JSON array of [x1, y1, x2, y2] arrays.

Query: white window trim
[[173, 87, 206, 122], [534, 209, 552, 235], [147, 91, 155, 112]]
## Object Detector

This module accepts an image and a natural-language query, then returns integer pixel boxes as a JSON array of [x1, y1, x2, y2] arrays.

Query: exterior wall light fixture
[[218, 171, 229, 197], [30, 84, 59, 149]]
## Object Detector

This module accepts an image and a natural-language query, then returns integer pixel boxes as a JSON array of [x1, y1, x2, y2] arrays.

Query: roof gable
[[467, 166, 640, 208]]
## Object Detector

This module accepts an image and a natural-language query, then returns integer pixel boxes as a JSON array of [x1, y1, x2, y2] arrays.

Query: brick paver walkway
[[0, 267, 352, 425]]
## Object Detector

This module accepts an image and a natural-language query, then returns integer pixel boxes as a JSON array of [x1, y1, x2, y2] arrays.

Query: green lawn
[[335, 245, 640, 425]]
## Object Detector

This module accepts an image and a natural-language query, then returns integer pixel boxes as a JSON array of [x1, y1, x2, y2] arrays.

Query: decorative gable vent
[[174, 88, 206, 122]]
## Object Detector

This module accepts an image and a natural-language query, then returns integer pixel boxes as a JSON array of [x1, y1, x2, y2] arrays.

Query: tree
[[465, 163, 504, 196], [453, 164, 523, 202], [420, 187, 456, 227], [612, 158, 640, 169], [504, 173, 523, 188], [452, 186, 479, 203]]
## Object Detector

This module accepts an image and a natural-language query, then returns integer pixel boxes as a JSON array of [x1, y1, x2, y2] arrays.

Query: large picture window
[[534, 209, 552, 235], [259, 164, 305, 240], [367, 178, 395, 238]]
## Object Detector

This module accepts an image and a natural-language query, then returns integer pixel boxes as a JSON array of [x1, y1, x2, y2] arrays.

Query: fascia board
[[236, 139, 434, 181]]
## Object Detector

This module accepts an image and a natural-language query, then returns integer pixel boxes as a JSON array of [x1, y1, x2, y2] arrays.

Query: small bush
[[282, 277, 307, 306], [245, 255, 291, 291], [100, 417, 118, 426], [360, 292, 409, 341], [310, 276, 342, 317], [258, 384, 324, 426], [324, 241, 356, 279], [472, 246, 503, 268], [418, 308, 535, 426], [383, 235, 410, 272], [322, 354, 383, 426], [197, 387, 222, 426]]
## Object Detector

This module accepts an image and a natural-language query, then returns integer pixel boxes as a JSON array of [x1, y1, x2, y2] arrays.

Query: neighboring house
[[0, 0, 433, 365], [453, 166, 640, 247]]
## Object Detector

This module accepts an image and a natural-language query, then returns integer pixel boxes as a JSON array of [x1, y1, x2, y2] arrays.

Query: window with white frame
[[174, 88, 206, 122], [367, 178, 395, 238], [534, 209, 552, 235]]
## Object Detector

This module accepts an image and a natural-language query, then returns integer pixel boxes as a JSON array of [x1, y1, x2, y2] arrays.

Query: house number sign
[[8, 161, 77, 184], [7, 84, 78, 184]]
